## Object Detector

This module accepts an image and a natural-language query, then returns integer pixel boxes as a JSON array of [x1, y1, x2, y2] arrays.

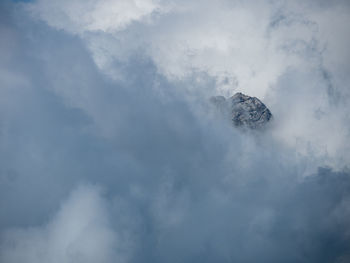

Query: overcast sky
[[1, 0, 350, 262]]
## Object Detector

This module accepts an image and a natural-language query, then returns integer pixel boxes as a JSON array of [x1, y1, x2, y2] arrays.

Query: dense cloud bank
[[0, 0, 350, 262]]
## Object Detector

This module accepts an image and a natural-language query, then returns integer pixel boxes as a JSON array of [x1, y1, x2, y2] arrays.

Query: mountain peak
[[211, 92, 272, 129]]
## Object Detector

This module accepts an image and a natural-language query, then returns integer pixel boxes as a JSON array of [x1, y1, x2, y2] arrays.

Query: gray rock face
[[211, 92, 272, 129]]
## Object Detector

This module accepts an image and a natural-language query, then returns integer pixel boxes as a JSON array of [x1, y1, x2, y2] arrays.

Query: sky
[[0, 0, 350, 262]]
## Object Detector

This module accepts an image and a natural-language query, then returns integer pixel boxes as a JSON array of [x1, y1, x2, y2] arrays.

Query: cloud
[[0, 185, 129, 263], [22, 0, 350, 168], [25, 0, 166, 34], [0, 0, 350, 262]]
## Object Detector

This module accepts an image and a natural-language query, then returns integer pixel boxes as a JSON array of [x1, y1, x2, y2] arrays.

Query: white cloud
[[26, 0, 166, 34], [22, 0, 350, 169]]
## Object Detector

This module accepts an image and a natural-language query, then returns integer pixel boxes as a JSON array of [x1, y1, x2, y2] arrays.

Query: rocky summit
[[211, 92, 272, 129]]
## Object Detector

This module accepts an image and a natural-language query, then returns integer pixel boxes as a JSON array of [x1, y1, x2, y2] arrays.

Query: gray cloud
[[1, 0, 350, 262], [1, 185, 129, 263]]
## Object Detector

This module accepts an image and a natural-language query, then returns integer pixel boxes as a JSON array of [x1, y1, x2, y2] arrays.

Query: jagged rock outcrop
[[210, 92, 272, 129]]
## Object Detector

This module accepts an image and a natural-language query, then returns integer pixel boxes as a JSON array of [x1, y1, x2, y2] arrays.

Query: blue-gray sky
[[0, 0, 350, 262]]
